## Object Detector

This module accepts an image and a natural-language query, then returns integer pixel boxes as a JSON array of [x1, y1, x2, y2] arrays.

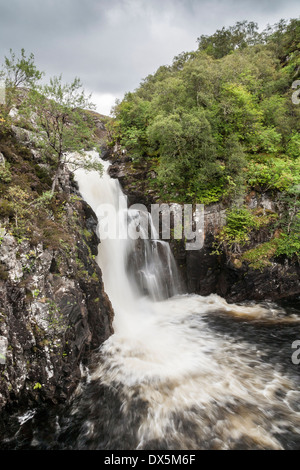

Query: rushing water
[[1, 151, 300, 450], [64, 152, 300, 450]]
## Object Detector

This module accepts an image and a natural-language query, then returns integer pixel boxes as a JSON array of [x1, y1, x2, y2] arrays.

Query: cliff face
[[0, 200, 113, 412], [175, 210, 300, 304], [107, 148, 300, 304], [0, 120, 114, 416]]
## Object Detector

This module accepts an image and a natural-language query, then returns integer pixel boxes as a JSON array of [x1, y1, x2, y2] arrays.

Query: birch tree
[[22, 75, 103, 194]]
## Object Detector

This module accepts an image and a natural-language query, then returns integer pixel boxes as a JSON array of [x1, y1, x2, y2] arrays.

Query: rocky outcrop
[[106, 146, 158, 208], [178, 193, 300, 303], [0, 193, 114, 414], [107, 150, 300, 304], [0, 116, 115, 417], [176, 229, 300, 304]]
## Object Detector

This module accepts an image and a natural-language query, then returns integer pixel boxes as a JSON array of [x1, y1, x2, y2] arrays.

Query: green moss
[[252, 208, 278, 226], [82, 227, 92, 240], [241, 238, 280, 271], [91, 271, 99, 281]]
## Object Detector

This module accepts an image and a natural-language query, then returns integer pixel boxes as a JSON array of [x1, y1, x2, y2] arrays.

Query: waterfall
[[1, 150, 300, 451], [64, 150, 300, 450], [74, 153, 182, 333]]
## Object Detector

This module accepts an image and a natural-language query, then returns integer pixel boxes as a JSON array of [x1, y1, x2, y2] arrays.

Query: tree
[[0, 48, 44, 111], [197, 21, 260, 59], [21, 75, 103, 194], [146, 109, 219, 201], [1, 48, 43, 88], [110, 17, 299, 212]]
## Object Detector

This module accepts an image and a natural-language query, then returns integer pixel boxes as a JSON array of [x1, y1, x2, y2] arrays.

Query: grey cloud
[[0, 0, 299, 113]]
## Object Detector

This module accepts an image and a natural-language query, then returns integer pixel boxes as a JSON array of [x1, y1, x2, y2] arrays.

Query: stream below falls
[[1, 151, 300, 450]]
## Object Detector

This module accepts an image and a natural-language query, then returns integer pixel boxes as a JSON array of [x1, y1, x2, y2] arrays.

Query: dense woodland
[[0, 18, 299, 268], [108, 19, 300, 261]]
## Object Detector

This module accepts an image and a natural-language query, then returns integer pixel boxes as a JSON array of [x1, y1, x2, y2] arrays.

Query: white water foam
[[74, 151, 300, 450]]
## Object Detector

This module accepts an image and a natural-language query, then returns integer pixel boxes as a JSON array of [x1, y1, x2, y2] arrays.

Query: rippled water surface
[[1, 153, 299, 450]]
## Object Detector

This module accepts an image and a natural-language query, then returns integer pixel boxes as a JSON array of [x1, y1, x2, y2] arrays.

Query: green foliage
[[0, 48, 43, 112], [241, 238, 280, 270], [0, 162, 12, 183], [32, 191, 53, 208], [254, 127, 282, 154], [0, 199, 14, 218], [110, 18, 299, 206], [213, 207, 260, 254], [275, 232, 300, 258], [265, 18, 300, 68], [6, 185, 31, 231], [20, 75, 102, 193], [146, 109, 222, 202], [1, 48, 43, 88], [109, 95, 152, 160], [247, 158, 300, 191], [225, 207, 259, 239], [46, 299, 69, 334], [287, 132, 300, 158], [197, 21, 260, 59], [231, 185, 300, 263], [275, 184, 300, 258], [33, 382, 42, 390]]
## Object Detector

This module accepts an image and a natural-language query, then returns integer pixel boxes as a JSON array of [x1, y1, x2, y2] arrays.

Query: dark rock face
[[180, 238, 300, 303], [0, 190, 114, 414], [219, 260, 300, 303], [172, 203, 300, 304], [0, 112, 114, 419], [108, 151, 300, 304]]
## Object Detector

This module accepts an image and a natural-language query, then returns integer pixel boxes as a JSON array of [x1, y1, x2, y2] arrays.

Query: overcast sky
[[0, 0, 299, 115]]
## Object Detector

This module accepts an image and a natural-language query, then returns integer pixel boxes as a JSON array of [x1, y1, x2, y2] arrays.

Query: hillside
[[0, 73, 114, 416], [106, 18, 300, 290]]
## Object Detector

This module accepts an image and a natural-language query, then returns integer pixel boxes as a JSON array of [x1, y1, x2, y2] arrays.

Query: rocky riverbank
[[0, 115, 114, 418]]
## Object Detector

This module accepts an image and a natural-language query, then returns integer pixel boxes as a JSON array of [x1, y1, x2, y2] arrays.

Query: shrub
[[213, 207, 259, 254], [275, 232, 300, 258], [0, 162, 12, 183], [247, 158, 300, 191]]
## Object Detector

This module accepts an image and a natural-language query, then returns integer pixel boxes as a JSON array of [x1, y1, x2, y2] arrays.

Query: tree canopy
[[108, 18, 300, 258], [109, 18, 300, 205]]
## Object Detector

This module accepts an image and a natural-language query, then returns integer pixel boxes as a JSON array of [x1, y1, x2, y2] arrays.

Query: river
[[1, 151, 300, 450]]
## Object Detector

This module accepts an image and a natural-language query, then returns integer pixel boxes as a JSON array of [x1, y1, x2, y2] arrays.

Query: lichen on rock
[[0, 114, 114, 416]]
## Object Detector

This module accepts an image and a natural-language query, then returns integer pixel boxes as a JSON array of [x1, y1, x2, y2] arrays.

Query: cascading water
[[73, 155, 182, 334], [59, 150, 300, 450], [2, 150, 299, 450]]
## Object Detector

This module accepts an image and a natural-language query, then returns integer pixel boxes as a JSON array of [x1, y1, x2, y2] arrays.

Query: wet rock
[[0, 193, 114, 415], [109, 154, 300, 304], [174, 197, 300, 303]]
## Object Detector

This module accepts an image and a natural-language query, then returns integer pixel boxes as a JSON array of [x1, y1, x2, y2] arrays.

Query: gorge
[[0, 18, 299, 450], [1, 150, 299, 450]]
